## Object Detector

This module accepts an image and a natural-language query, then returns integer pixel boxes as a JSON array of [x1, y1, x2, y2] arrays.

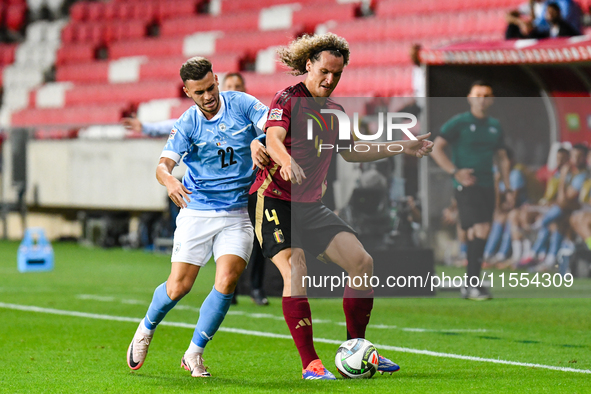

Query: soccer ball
[[335, 338, 379, 379]]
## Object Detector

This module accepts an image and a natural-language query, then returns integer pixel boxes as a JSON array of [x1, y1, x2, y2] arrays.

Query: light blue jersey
[[161, 91, 268, 211]]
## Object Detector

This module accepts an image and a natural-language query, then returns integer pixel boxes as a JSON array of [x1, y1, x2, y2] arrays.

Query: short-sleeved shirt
[[249, 82, 353, 203], [439, 111, 505, 189], [161, 91, 268, 211]]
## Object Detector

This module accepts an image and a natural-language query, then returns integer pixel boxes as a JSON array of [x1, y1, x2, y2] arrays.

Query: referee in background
[[431, 81, 514, 300]]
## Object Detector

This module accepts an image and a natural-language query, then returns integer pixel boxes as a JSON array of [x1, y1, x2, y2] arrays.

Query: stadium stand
[[2, 0, 586, 129]]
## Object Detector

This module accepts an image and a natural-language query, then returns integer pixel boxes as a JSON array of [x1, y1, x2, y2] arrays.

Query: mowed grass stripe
[[2, 302, 589, 375]]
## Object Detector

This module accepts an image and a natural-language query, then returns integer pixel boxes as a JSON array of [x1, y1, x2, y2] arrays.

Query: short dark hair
[[573, 143, 589, 156], [547, 2, 561, 13], [180, 57, 213, 83], [223, 72, 245, 85], [470, 80, 493, 91]]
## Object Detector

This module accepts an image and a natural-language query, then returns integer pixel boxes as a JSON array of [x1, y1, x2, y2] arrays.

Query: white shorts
[[171, 208, 254, 266]]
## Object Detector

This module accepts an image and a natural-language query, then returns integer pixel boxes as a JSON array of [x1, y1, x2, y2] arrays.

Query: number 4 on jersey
[[265, 209, 280, 225]]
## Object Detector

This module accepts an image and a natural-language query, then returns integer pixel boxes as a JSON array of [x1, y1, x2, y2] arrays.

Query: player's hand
[[280, 159, 306, 185], [165, 177, 192, 208], [251, 140, 270, 170], [401, 133, 433, 158], [121, 115, 142, 135], [454, 168, 477, 187]]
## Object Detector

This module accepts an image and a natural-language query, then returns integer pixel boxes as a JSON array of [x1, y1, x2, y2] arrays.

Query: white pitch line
[[1, 302, 589, 375]]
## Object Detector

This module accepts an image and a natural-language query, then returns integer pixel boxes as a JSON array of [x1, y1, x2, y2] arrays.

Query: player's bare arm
[[432, 136, 476, 187], [250, 139, 270, 170], [340, 133, 433, 162], [156, 157, 192, 208], [266, 126, 306, 185]]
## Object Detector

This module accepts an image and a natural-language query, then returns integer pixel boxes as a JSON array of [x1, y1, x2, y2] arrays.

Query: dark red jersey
[[250, 82, 353, 202]]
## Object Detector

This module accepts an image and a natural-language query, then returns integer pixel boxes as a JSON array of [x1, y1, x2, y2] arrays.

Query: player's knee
[[216, 272, 240, 294], [167, 280, 192, 301], [356, 252, 373, 276]]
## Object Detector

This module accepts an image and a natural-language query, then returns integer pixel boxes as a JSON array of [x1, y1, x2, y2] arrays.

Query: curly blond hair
[[277, 33, 350, 76]]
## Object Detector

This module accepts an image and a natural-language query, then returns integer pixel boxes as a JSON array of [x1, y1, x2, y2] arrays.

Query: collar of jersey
[[196, 94, 226, 122]]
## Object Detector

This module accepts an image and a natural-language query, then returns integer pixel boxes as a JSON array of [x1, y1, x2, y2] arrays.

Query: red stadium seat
[[348, 42, 411, 68], [155, 0, 199, 22], [139, 54, 242, 81], [108, 37, 184, 59], [64, 80, 183, 106], [69, 1, 87, 21], [55, 61, 109, 83], [292, 3, 357, 31], [129, 2, 157, 21], [216, 27, 302, 56], [5, 3, 26, 31], [75, 22, 103, 44], [11, 103, 130, 127], [85, 1, 104, 21], [0, 43, 17, 65], [220, 0, 317, 14], [160, 11, 260, 37], [56, 43, 96, 65]]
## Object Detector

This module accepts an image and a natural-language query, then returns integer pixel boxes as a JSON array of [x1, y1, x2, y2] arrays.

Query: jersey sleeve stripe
[[256, 110, 268, 131], [160, 151, 182, 163]]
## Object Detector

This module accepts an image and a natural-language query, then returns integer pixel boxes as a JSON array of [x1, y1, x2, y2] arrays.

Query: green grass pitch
[[1, 240, 590, 393]]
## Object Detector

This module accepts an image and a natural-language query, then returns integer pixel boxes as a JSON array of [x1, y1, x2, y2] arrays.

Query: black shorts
[[248, 191, 356, 259], [455, 185, 495, 230]]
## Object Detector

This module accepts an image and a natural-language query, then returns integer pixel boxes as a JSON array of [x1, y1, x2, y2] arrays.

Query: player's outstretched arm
[[266, 126, 306, 184], [398, 133, 434, 158], [340, 133, 433, 162], [156, 157, 192, 208]]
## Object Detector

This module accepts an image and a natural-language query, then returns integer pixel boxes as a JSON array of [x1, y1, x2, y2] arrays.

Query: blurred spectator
[[507, 147, 570, 265], [520, 143, 589, 271], [483, 148, 528, 266], [505, 0, 544, 39], [532, 2, 581, 38], [506, 0, 581, 39], [534, 0, 581, 35]]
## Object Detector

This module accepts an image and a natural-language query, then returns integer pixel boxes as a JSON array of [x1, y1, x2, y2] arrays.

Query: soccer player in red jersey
[[248, 33, 433, 379]]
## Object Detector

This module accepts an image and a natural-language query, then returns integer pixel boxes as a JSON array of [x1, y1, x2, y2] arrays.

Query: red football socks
[[282, 297, 319, 368], [343, 285, 374, 339]]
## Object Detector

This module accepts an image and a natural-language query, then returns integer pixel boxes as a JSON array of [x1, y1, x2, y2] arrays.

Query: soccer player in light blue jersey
[[127, 57, 270, 377]]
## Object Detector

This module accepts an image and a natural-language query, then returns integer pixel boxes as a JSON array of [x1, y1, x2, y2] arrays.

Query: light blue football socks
[[144, 282, 178, 332], [191, 286, 234, 351]]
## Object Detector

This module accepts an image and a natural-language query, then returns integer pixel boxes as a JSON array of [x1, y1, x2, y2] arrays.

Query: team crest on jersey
[[470, 124, 476, 132], [273, 229, 285, 244], [254, 102, 264, 111], [271, 188, 282, 196], [169, 129, 177, 140], [219, 123, 227, 132], [489, 127, 498, 133], [173, 242, 181, 255], [269, 108, 283, 121]]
